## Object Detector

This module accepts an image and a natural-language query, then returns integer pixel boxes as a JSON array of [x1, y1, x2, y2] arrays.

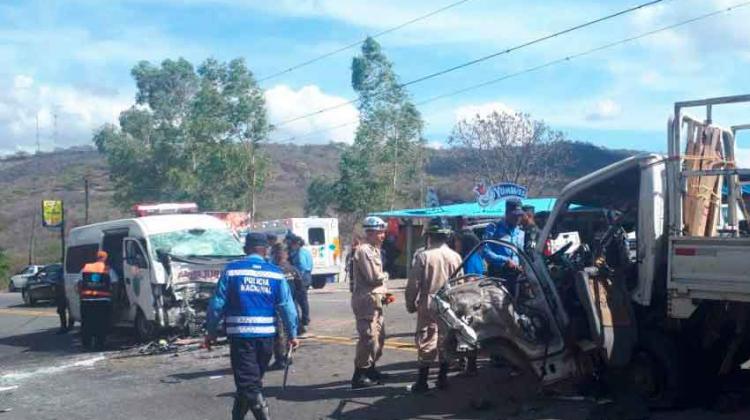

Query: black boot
[[249, 393, 270, 420], [436, 363, 449, 390], [351, 368, 377, 389], [366, 365, 388, 383], [410, 366, 429, 394], [232, 395, 250, 420]]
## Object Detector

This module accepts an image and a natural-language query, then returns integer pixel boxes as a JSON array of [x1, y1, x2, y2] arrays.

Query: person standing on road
[[350, 216, 389, 389], [406, 218, 463, 393], [347, 234, 363, 293], [456, 230, 485, 276], [521, 205, 539, 255], [79, 250, 114, 349], [482, 199, 525, 283], [289, 236, 312, 334], [55, 267, 73, 334], [269, 242, 302, 370], [205, 233, 299, 420]]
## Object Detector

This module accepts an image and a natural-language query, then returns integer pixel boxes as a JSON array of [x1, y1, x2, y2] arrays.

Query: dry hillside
[[0, 141, 634, 282]]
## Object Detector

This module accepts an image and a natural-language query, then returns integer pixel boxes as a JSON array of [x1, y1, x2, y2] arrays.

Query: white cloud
[[454, 101, 515, 122], [0, 75, 131, 154], [586, 99, 621, 121], [265, 84, 359, 144]]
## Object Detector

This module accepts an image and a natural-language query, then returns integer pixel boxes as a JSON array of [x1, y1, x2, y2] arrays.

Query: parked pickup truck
[[433, 94, 750, 406]]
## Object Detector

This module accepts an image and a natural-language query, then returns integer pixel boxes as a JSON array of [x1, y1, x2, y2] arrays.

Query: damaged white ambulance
[[65, 205, 244, 340]]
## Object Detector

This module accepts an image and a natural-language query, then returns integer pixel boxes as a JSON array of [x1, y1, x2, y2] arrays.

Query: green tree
[[305, 38, 424, 230], [304, 177, 337, 217], [0, 247, 10, 284], [351, 37, 424, 210], [94, 57, 270, 212]]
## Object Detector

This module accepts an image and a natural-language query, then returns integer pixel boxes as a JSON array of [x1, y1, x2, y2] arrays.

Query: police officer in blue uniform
[[206, 232, 299, 420], [482, 199, 526, 289]]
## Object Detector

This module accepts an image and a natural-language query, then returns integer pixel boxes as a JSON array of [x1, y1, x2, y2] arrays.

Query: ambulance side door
[[123, 238, 153, 321]]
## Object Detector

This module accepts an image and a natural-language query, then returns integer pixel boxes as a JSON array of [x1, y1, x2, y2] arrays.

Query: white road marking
[[0, 385, 18, 392], [1, 354, 106, 382]]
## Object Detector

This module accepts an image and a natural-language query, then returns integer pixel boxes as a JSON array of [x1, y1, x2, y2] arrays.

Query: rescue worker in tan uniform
[[406, 218, 463, 392], [350, 216, 389, 389]]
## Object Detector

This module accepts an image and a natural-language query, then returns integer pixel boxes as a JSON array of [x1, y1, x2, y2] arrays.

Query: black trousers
[[230, 337, 274, 399], [296, 275, 311, 326], [80, 300, 112, 346]]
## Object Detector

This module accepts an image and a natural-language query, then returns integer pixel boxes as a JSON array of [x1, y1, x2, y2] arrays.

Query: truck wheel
[[627, 331, 685, 408], [135, 309, 157, 342]]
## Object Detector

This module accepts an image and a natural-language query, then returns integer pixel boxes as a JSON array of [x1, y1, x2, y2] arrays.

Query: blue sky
[[1, 0, 750, 156]]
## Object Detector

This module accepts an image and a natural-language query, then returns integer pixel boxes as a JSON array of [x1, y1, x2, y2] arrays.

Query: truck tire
[[627, 330, 685, 408], [135, 309, 157, 342]]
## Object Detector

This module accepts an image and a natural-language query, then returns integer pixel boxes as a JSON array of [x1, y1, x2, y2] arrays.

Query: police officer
[[350, 216, 389, 389], [288, 236, 312, 334], [205, 233, 299, 420], [482, 199, 526, 281], [268, 242, 302, 370], [405, 218, 463, 392]]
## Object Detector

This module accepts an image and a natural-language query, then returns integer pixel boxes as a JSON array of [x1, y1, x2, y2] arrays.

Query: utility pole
[[28, 213, 35, 265], [84, 178, 90, 224], [53, 110, 58, 148], [28, 114, 40, 264]]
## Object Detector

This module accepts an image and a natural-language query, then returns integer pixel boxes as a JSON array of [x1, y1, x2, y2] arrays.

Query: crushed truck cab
[[434, 94, 750, 405]]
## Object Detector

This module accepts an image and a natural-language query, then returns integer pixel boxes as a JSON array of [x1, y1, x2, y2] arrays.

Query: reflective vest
[[225, 256, 286, 338], [81, 261, 112, 299]]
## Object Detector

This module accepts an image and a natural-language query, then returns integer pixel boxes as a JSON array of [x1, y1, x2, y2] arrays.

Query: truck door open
[[435, 240, 574, 383]]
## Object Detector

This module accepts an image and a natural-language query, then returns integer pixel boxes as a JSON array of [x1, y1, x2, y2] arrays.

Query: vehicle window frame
[[65, 244, 101, 274], [125, 240, 149, 269], [308, 227, 326, 246]]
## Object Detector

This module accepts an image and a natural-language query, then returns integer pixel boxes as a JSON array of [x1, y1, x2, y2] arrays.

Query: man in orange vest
[[80, 250, 113, 350], [82, 251, 109, 274]]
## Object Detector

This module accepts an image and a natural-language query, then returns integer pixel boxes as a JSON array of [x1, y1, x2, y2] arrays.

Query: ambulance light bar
[[133, 202, 199, 217]]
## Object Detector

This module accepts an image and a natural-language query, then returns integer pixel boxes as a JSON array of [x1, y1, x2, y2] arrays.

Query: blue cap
[[245, 232, 269, 248]]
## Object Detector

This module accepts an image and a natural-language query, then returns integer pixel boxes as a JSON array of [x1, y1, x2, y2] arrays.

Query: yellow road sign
[[42, 200, 64, 228]]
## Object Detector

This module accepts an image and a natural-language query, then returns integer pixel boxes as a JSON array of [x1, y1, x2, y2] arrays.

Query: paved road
[[0, 284, 748, 419]]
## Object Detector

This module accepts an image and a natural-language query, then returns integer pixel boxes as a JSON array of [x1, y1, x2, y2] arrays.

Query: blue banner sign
[[473, 182, 527, 207]]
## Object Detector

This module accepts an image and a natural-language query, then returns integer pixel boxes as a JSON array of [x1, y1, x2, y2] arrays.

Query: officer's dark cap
[[505, 198, 522, 213], [245, 232, 269, 248]]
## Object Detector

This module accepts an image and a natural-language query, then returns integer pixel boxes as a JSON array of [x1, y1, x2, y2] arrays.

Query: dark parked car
[[22, 263, 63, 306]]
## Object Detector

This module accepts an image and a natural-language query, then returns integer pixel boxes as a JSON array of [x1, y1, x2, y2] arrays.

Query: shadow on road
[[261, 359, 588, 420], [170, 367, 233, 381], [0, 325, 143, 357], [0, 327, 76, 357]]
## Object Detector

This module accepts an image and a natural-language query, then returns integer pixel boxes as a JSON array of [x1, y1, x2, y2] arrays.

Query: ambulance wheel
[[135, 309, 156, 342], [312, 275, 328, 289]]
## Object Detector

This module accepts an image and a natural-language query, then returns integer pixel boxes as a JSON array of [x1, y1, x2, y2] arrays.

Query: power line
[[257, 0, 474, 83], [272, 0, 750, 144], [272, 0, 665, 128]]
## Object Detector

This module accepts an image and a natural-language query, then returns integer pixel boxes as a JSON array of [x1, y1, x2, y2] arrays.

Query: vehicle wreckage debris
[[111, 336, 227, 359]]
